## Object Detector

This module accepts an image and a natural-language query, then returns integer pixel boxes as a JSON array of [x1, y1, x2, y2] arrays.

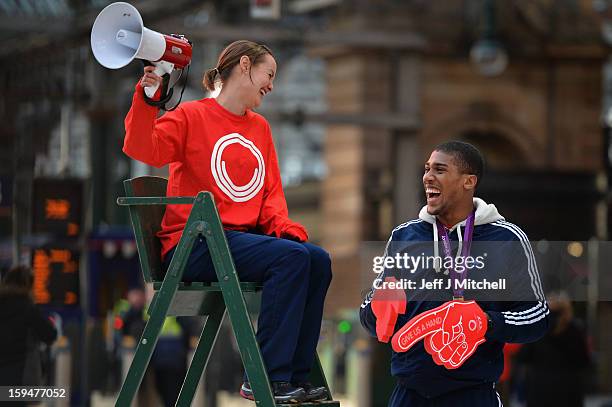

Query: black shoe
[[273, 382, 306, 403], [294, 382, 329, 401], [239, 381, 306, 404]]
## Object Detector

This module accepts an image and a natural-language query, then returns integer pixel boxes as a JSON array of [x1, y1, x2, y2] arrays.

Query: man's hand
[[371, 277, 407, 342], [391, 300, 487, 369]]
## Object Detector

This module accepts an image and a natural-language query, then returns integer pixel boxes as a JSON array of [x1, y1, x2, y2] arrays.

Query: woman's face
[[241, 53, 276, 109]]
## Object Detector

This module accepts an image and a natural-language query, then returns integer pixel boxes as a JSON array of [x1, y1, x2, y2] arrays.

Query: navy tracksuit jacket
[[360, 198, 549, 406]]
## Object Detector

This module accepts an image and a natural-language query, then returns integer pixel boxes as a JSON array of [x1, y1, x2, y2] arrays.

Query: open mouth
[[425, 186, 441, 203], [259, 89, 267, 97]]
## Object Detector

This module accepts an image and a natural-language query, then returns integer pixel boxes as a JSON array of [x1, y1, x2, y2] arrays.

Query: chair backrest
[[124, 176, 168, 282]]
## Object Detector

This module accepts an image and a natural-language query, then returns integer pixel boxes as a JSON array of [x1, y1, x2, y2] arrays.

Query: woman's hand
[[140, 66, 163, 89], [280, 224, 308, 242]]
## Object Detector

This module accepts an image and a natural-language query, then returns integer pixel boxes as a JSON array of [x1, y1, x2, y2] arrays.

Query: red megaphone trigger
[[159, 34, 192, 69]]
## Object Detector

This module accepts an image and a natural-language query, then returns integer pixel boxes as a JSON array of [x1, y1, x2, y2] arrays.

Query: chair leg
[[175, 295, 226, 406], [116, 231, 196, 407], [309, 353, 333, 400], [221, 292, 276, 406], [115, 301, 169, 407]]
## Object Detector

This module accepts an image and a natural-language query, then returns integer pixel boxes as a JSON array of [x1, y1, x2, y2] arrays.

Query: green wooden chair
[[116, 176, 338, 407]]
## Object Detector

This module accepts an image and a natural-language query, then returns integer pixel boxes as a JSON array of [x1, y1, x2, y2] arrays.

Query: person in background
[[496, 342, 522, 405], [516, 292, 591, 407], [121, 287, 147, 339], [0, 266, 57, 386]]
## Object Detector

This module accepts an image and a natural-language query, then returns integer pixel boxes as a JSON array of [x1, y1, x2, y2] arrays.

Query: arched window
[[460, 130, 528, 170]]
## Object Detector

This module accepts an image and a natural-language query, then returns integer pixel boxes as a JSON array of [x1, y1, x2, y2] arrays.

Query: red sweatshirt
[[123, 85, 308, 258]]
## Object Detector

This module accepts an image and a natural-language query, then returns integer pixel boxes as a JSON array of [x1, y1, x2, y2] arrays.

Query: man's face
[[423, 150, 472, 218]]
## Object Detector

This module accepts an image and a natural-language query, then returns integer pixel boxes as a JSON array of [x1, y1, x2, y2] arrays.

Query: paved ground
[[90, 390, 355, 407], [91, 390, 612, 406]]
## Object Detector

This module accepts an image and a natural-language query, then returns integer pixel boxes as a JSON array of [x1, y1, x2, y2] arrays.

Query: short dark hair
[[0, 266, 33, 296], [434, 141, 485, 187]]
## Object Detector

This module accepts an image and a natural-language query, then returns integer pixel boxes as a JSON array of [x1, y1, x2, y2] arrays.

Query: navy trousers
[[389, 382, 502, 407], [163, 230, 332, 382]]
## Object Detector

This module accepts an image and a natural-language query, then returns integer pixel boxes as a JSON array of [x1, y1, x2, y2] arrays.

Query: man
[[360, 141, 549, 406]]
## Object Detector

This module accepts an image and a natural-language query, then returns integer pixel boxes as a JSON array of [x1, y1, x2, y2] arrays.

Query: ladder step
[[275, 402, 340, 406], [152, 281, 262, 291]]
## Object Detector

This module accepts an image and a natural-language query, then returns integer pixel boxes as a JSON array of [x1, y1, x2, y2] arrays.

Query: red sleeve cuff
[[280, 224, 309, 242]]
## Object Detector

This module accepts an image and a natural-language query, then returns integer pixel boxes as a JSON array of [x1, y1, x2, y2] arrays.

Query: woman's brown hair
[[203, 40, 274, 92]]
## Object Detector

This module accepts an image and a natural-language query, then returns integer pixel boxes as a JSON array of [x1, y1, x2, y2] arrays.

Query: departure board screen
[[32, 179, 83, 237], [32, 246, 79, 306]]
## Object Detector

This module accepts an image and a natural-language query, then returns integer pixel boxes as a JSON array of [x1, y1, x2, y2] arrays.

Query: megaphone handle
[[144, 61, 174, 98]]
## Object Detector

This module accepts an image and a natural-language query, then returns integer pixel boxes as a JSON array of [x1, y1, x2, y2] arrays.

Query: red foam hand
[[391, 300, 487, 369], [371, 277, 407, 343]]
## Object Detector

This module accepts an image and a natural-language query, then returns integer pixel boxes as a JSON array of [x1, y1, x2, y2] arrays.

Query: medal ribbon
[[435, 210, 475, 300]]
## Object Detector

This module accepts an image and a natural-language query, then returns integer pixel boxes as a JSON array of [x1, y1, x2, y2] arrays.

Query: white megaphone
[[91, 2, 192, 99]]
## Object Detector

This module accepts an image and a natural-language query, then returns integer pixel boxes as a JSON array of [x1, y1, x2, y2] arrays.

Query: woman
[[0, 266, 57, 386], [123, 40, 332, 403]]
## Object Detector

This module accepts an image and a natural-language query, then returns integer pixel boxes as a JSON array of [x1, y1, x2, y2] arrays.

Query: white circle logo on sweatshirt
[[210, 133, 265, 202]]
